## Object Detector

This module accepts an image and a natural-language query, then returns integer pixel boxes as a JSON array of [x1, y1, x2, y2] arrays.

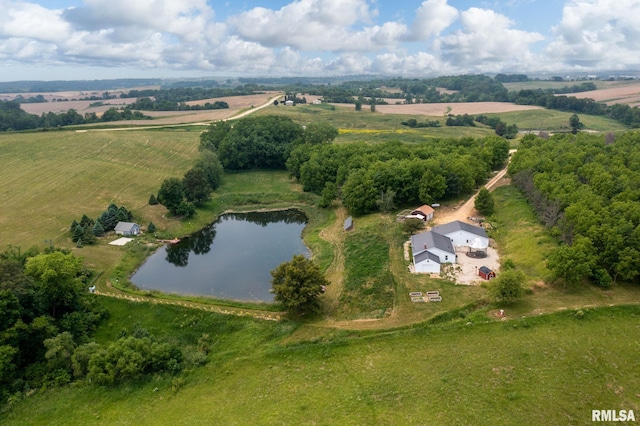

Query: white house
[[411, 230, 456, 273], [430, 220, 488, 248], [411, 220, 487, 274], [114, 222, 140, 236]]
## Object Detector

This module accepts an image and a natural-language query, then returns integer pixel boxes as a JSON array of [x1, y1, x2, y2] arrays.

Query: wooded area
[[509, 132, 640, 286]]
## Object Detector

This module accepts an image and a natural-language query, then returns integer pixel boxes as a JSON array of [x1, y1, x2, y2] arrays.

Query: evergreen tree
[[92, 221, 105, 237], [79, 214, 94, 229], [148, 194, 158, 205], [72, 224, 85, 243], [147, 222, 157, 234]]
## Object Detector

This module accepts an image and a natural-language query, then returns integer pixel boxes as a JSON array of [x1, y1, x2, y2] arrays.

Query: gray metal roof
[[430, 220, 487, 238], [411, 230, 455, 254], [114, 221, 139, 232], [414, 250, 441, 264]]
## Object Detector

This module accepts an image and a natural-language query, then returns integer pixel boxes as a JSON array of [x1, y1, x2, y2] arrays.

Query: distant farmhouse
[[411, 221, 488, 274], [114, 221, 140, 236]]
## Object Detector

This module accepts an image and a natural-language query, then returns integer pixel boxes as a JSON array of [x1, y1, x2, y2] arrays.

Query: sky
[[1, 0, 639, 81]]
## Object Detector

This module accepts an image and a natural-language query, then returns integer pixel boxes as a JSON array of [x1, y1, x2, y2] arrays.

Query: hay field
[[0, 130, 200, 251], [375, 102, 542, 116], [568, 82, 640, 106]]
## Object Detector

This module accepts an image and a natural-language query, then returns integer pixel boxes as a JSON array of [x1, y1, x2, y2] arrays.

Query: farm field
[[259, 102, 625, 142], [374, 101, 542, 116], [504, 80, 640, 106], [14, 92, 282, 126], [0, 129, 201, 271]]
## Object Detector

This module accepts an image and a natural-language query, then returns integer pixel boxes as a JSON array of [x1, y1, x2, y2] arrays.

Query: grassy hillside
[[0, 129, 200, 245], [4, 298, 640, 425], [253, 103, 497, 142], [254, 102, 626, 142]]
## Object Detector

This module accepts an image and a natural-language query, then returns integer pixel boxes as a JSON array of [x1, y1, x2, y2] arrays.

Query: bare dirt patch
[[375, 102, 542, 116]]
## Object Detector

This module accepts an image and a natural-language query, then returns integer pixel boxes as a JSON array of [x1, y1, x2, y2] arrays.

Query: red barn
[[479, 266, 496, 280]]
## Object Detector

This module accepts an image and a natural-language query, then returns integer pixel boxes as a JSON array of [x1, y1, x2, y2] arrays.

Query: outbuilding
[[114, 222, 140, 236], [478, 266, 496, 280], [409, 205, 435, 221]]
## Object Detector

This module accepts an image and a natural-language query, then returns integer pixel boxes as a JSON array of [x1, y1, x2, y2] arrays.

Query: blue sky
[[1, 0, 639, 81]]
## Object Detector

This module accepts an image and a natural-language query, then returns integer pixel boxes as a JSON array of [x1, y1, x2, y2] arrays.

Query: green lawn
[[4, 298, 640, 425]]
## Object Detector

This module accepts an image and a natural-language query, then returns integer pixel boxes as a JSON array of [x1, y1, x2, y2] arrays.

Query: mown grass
[[5, 299, 640, 425], [255, 103, 498, 142], [0, 129, 200, 271], [495, 109, 626, 133], [489, 185, 555, 281], [339, 223, 394, 318]]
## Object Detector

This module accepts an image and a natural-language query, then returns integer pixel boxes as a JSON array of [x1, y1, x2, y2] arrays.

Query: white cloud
[[370, 51, 446, 76], [411, 0, 459, 40], [229, 0, 391, 52], [0, 2, 71, 43], [547, 0, 640, 69], [1, 0, 639, 79], [437, 7, 544, 70]]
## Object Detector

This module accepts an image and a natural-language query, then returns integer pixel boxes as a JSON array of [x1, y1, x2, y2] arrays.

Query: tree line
[[128, 97, 229, 112], [121, 86, 258, 102], [0, 101, 150, 132], [287, 137, 509, 215], [509, 131, 640, 287]]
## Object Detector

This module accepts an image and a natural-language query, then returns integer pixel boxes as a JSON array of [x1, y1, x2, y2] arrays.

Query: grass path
[[318, 205, 347, 314], [95, 281, 285, 322]]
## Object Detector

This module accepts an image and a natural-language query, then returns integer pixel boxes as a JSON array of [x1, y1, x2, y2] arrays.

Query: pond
[[131, 209, 310, 302]]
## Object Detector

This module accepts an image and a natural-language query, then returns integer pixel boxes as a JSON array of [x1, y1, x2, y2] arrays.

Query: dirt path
[[432, 150, 515, 225], [77, 93, 283, 132]]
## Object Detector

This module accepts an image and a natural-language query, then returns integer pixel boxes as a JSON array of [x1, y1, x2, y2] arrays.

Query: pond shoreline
[[130, 208, 311, 302]]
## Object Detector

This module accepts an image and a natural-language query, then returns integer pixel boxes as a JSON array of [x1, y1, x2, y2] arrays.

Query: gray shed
[[114, 222, 140, 236]]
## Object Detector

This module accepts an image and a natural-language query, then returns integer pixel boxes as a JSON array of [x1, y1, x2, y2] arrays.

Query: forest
[[0, 245, 206, 402], [509, 132, 640, 287], [199, 115, 509, 216]]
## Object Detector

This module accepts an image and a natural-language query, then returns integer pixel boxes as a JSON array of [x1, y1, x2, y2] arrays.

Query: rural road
[[77, 93, 283, 132], [433, 149, 515, 225]]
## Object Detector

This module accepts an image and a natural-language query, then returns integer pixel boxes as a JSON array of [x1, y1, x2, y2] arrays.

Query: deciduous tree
[[271, 255, 329, 315], [489, 269, 525, 304], [474, 187, 495, 216]]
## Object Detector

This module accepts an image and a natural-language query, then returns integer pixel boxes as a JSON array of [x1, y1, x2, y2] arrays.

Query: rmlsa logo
[[592, 410, 636, 422]]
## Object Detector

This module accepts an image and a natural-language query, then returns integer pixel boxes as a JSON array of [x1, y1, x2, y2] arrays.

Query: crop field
[[504, 80, 640, 106]]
